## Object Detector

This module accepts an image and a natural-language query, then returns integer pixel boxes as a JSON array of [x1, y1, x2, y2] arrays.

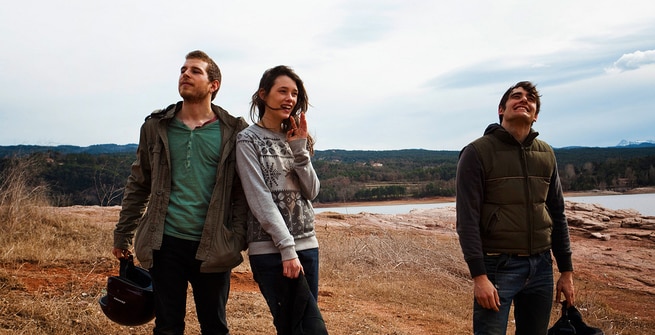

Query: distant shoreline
[[313, 187, 655, 209], [313, 196, 455, 208], [564, 186, 655, 197]]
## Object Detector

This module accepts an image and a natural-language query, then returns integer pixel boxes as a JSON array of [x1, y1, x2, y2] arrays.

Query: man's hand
[[556, 271, 575, 306], [474, 275, 501, 312], [112, 247, 131, 260]]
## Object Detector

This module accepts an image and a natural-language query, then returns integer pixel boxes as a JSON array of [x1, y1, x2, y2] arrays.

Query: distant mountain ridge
[[1, 141, 654, 157], [616, 139, 655, 147]]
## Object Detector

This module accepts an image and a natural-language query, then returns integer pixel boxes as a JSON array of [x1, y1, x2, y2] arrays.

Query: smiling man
[[455, 81, 576, 335]]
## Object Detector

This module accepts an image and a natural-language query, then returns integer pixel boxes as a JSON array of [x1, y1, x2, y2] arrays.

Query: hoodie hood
[[483, 123, 540, 146]]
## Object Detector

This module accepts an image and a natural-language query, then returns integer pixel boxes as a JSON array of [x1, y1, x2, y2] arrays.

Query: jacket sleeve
[[236, 133, 298, 261], [113, 123, 152, 250], [456, 145, 487, 278], [288, 139, 320, 201], [547, 165, 574, 273], [229, 123, 250, 251]]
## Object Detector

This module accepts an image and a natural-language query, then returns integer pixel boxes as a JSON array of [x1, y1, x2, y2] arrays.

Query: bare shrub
[[0, 155, 50, 230], [0, 156, 111, 263]]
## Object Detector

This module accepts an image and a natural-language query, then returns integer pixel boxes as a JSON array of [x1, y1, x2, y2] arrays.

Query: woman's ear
[[258, 88, 266, 101]]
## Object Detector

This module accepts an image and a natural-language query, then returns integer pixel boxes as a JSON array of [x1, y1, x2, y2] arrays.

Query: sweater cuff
[[280, 245, 298, 261], [288, 138, 307, 150], [554, 254, 574, 273], [467, 257, 487, 278]]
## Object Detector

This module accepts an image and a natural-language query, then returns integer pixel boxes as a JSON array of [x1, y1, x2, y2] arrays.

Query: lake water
[[565, 193, 654, 216], [314, 193, 655, 216]]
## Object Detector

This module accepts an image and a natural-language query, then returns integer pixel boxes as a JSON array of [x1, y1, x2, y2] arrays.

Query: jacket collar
[[158, 101, 241, 128], [484, 123, 539, 146]]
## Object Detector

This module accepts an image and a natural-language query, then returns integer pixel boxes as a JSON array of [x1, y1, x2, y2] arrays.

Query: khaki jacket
[[113, 102, 249, 272]]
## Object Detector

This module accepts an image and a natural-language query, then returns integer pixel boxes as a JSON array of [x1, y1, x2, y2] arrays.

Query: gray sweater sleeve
[[289, 139, 320, 201]]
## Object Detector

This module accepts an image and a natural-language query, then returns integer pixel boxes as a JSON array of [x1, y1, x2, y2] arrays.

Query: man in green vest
[[456, 81, 575, 335]]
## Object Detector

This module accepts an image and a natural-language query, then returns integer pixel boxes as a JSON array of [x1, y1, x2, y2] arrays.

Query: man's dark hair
[[186, 50, 222, 101]]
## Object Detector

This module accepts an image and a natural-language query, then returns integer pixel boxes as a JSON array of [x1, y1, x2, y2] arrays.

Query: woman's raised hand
[[286, 112, 308, 142]]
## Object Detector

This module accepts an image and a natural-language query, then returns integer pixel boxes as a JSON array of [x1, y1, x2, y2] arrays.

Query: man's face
[[178, 58, 218, 102], [498, 87, 539, 125]]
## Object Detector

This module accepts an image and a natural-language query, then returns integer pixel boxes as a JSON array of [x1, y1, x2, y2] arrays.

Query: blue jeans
[[249, 248, 320, 331], [150, 235, 232, 335], [473, 250, 554, 335]]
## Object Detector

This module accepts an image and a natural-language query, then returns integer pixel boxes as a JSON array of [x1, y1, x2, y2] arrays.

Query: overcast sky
[[1, 0, 654, 151]]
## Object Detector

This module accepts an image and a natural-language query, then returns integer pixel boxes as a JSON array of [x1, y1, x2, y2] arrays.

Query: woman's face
[[261, 75, 298, 122]]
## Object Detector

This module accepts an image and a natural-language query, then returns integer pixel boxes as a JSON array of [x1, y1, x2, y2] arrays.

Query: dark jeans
[[249, 248, 320, 332], [473, 250, 554, 335], [150, 235, 231, 335]]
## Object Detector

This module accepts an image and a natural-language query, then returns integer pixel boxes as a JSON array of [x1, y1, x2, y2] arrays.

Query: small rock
[[590, 232, 611, 241]]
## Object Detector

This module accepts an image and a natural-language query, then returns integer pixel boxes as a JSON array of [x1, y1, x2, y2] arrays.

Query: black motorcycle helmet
[[99, 254, 155, 326]]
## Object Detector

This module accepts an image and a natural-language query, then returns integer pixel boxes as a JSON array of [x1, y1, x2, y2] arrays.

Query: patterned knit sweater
[[235, 124, 320, 261]]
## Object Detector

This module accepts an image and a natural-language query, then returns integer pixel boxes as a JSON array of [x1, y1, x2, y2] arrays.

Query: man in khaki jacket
[[112, 50, 248, 335]]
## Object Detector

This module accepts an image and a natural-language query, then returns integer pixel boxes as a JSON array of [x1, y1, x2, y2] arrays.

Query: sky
[[1, 0, 654, 151]]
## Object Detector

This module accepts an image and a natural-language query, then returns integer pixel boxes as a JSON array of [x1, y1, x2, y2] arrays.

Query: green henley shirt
[[164, 117, 221, 241]]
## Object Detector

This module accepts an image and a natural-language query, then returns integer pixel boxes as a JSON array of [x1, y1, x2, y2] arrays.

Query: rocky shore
[[566, 201, 655, 241]]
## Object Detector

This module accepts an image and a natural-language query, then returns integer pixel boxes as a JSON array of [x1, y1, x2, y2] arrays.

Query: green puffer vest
[[470, 129, 555, 255]]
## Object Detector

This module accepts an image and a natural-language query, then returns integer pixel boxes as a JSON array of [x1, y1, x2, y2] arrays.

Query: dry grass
[[1, 213, 654, 334], [1, 157, 654, 334], [317, 224, 473, 334], [0, 156, 109, 264]]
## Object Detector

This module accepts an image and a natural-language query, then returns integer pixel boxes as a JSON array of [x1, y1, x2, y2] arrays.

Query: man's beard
[[179, 87, 209, 103]]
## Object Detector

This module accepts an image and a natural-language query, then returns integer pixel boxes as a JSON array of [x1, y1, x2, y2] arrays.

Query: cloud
[[606, 50, 655, 73], [425, 59, 600, 90], [1, 0, 655, 150], [318, 0, 400, 48], [537, 63, 655, 148], [426, 38, 654, 91]]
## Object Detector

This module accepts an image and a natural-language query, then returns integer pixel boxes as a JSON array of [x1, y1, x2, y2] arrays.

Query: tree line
[[1, 146, 654, 206]]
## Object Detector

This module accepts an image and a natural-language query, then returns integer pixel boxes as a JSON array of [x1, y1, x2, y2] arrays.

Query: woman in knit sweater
[[235, 65, 324, 333]]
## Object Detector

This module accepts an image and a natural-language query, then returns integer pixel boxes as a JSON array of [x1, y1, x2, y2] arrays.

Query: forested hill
[[3, 143, 653, 160], [315, 144, 655, 164], [0, 144, 138, 157], [1, 144, 654, 206]]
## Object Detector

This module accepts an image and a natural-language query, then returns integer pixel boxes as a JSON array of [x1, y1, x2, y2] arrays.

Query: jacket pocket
[[134, 213, 154, 268], [206, 223, 244, 270], [482, 206, 500, 236]]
